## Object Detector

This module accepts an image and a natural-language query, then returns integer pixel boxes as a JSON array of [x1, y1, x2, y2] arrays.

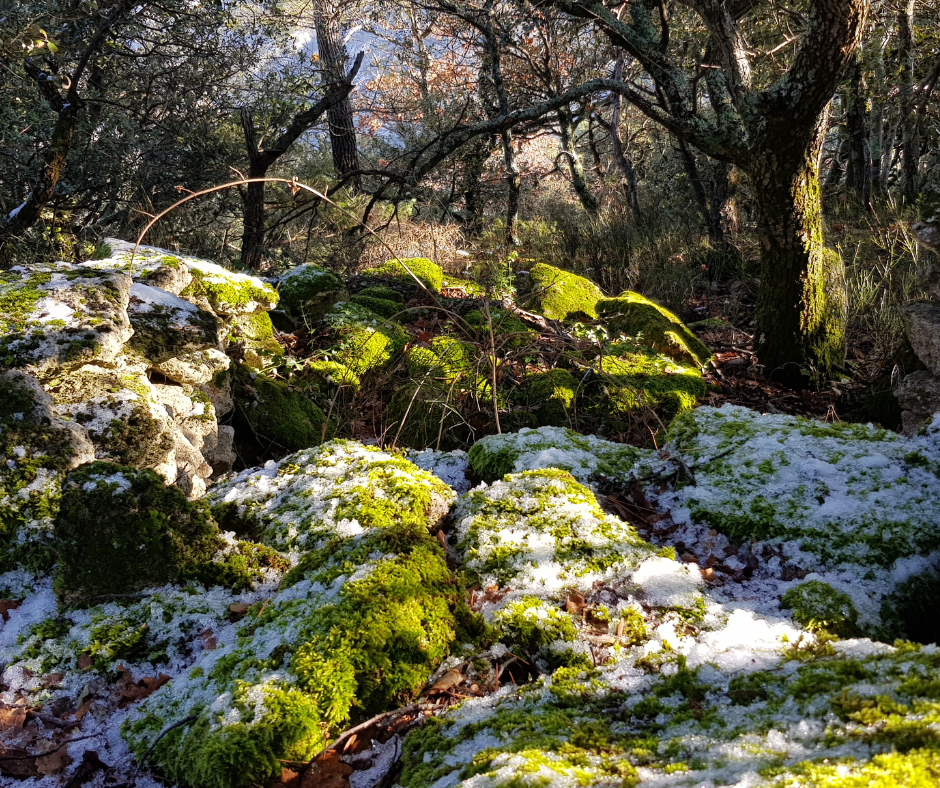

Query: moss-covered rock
[[126, 442, 463, 788], [597, 291, 712, 367], [226, 311, 283, 371], [0, 263, 133, 379], [277, 264, 347, 321], [520, 368, 580, 427], [348, 293, 403, 319], [464, 308, 536, 349], [661, 405, 940, 638], [207, 440, 455, 554], [467, 425, 651, 484], [357, 285, 405, 303], [368, 257, 444, 293], [53, 462, 224, 605], [302, 358, 361, 392], [127, 282, 221, 364], [588, 342, 707, 427], [324, 301, 408, 376], [0, 371, 94, 573], [406, 336, 479, 382], [523, 263, 604, 321], [232, 365, 330, 457]]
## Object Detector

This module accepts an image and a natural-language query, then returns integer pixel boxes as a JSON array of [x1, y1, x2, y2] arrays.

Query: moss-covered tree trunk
[[557, 109, 599, 216], [748, 118, 846, 386]]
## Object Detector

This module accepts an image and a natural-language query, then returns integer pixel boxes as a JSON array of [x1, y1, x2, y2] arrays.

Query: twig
[[0, 733, 99, 761], [124, 715, 197, 783]]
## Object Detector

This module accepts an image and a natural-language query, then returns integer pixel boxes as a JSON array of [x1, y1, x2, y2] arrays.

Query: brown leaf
[[199, 629, 217, 650], [280, 766, 300, 785], [0, 600, 20, 622], [429, 668, 463, 695], [35, 746, 70, 776], [41, 673, 65, 688], [0, 701, 27, 732], [73, 699, 93, 722], [229, 602, 250, 618], [301, 749, 353, 788], [565, 594, 585, 614], [77, 654, 93, 671]]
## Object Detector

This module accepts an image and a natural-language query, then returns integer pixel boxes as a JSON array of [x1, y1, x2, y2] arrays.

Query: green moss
[[781, 580, 861, 637], [277, 264, 346, 319], [493, 597, 585, 670], [879, 570, 940, 645], [324, 302, 408, 376], [524, 263, 604, 321], [518, 368, 578, 427], [128, 300, 220, 365], [0, 272, 53, 334], [182, 265, 278, 315], [302, 359, 360, 392], [198, 540, 290, 592], [781, 749, 940, 787], [386, 381, 471, 451], [234, 365, 330, 452], [348, 294, 403, 319], [597, 291, 712, 367], [52, 462, 224, 605], [96, 405, 174, 468], [463, 308, 537, 349], [358, 285, 404, 303], [229, 311, 274, 343], [368, 257, 443, 293]]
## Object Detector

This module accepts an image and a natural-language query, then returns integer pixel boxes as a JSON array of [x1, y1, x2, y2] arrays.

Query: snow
[[129, 282, 200, 313]]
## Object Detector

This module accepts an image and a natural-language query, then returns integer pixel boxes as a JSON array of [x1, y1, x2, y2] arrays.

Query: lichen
[[597, 291, 712, 367]]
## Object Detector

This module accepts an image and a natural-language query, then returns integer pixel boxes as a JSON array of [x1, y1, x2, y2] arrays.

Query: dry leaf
[[301, 748, 353, 788], [77, 654, 92, 671], [565, 594, 585, 614], [280, 766, 299, 784], [429, 669, 463, 695], [0, 700, 27, 732], [0, 600, 21, 622]]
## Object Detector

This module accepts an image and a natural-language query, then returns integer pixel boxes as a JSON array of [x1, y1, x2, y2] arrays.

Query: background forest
[[2, 0, 939, 418]]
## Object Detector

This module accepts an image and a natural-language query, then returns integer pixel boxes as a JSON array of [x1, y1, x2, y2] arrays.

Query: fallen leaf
[[77, 654, 92, 671], [41, 673, 65, 688], [229, 602, 250, 619], [0, 700, 27, 732], [35, 745, 70, 776], [428, 668, 463, 694], [0, 600, 20, 622], [565, 594, 585, 614], [300, 748, 353, 788], [199, 629, 217, 650], [280, 766, 299, 785]]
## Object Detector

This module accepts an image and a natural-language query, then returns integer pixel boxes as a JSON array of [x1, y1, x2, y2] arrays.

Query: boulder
[[899, 301, 940, 376], [597, 290, 712, 367], [151, 347, 231, 388], [125, 444, 461, 788], [277, 263, 347, 320], [52, 462, 224, 605], [323, 301, 408, 377], [0, 263, 132, 379], [523, 263, 604, 321], [897, 370, 940, 434]]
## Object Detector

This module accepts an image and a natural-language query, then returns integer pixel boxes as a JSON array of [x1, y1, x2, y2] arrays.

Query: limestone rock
[[0, 370, 94, 573], [0, 263, 132, 379], [142, 262, 192, 295], [912, 217, 940, 253], [151, 347, 231, 387], [127, 282, 222, 364], [897, 370, 940, 434], [899, 301, 940, 375]]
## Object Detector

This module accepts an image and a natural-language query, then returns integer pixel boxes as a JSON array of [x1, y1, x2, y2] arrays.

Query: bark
[[677, 139, 723, 244], [709, 161, 738, 246], [314, 6, 361, 190], [898, 0, 918, 203], [749, 114, 846, 386], [462, 137, 493, 230], [557, 109, 599, 215]]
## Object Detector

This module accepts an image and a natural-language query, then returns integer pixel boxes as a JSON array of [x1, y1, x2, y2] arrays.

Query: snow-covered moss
[[53, 462, 224, 605], [400, 624, 940, 788], [524, 263, 604, 321], [207, 440, 456, 556], [127, 282, 221, 364], [467, 426, 652, 484], [124, 443, 464, 788], [659, 405, 940, 638], [452, 469, 667, 602], [0, 371, 93, 573], [324, 301, 408, 376], [781, 580, 860, 638], [180, 260, 278, 316], [597, 291, 712, 367], [0, 264, 132, 378], [277, 263, 346, 320], [368, 257, 444, 293]]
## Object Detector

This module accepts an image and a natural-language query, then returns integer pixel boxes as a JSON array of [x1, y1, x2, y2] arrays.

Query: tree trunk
[[462, 136, 492, 230], [608, 49, 641, 221], [898, 0, 918, 203], [749, 117, 846, 386], [314, 8, 361, 190], [240, 165, 269, 271], [557, 110, 599, 215], [844, 56, 871, 206], [501, 131, 520, 245], [709, 161, 738, 247]]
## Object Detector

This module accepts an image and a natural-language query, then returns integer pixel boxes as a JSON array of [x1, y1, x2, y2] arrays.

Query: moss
[[464, 308, 537, 350], [597, 291, 712, 367], [368, 257, 443, 293], [493, 597, 584, 670], [524, 263, 604, 321], [182, 264, 278, 315], [879, 570, 940, 645], [198, 540, 290, 592], [520, 368, 579, 427], [781, 749, 940, 787], [302, 359, 360, 392], [781, 580, 861, 637], [324, 302, 408, 376], [0, 271, 53, 334], [52, 462, 224, 605], [95, 405, 174, 468], [277, 264, 346, 319], [128, 299, 220, 365], [358, 285, 404, 304], [348, 294, 403, 319], [234, 365, 330, 453], [229, 311, 274, 343], [386, 381, 471, 451]]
